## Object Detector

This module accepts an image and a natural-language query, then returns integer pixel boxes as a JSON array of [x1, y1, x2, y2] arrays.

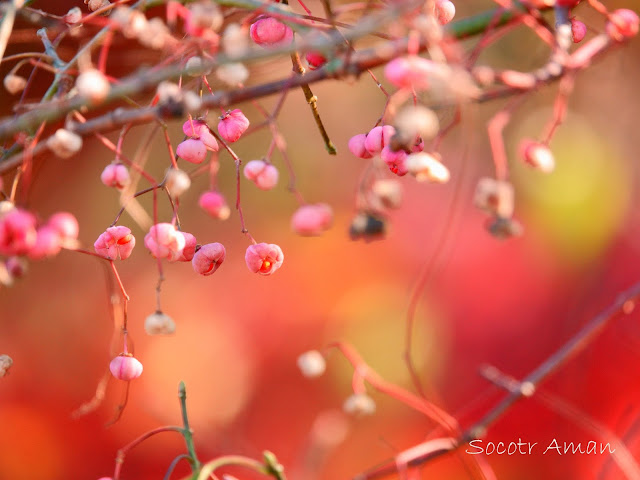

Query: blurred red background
[[1, 1, 640, 479]]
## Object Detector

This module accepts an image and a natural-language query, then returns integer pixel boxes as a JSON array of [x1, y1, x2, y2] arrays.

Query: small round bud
[[165, 168, 191, 198], [76, 69, 110, 104], [291, 204, 333, 236], [222, 23, 249, 58], [250, 17, 294, 47], [64, 7, 83, 24], [606, 9, 639, 42], [4, 74, 27, 95], [245, 243, 284, 276], [474, 177, 515, 219], [297, 350, 326, 378], [218, 109, 250, 143], [85, 0, 111, 12], [519, 140, 555, 173], [192, 242, 226, 275], [343, 393, 376, 416], [47, 129, 83, 158], [109, 354, 143, 381], [243, 160, 279, 190], [176, 139, 207, 164], [570, 18, 587, 43], [405, 152, 450, 183], [435, 0, 455, 25], [100, 162, 130, 189], [0, 354, 13, 377], [185, 56, 212, 77], [199, 191, 231, 220], [144, 311, 176, 335], [111, 7, 147, 38], [216, 63, 249, 86]]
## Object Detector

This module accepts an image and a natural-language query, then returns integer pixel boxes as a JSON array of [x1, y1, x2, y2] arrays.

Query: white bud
[[185, 56, 212, 77], [0, 354, 13, 377], [144, 311, 176, 335], [157, 81, 181, 104], [473, 177, 515, 219], [85, 0, 111, 13], [371, 179, 402, 209], [222, 23, 249, 58], [216, 63, 249, 86], [47, 129, 83, 158], [189, 2, 223, 32], [297, 350, 326, 378], [0, 201, 15, 215], [343, 393, 376, 417], [4, 74, 27, 95], [64, 7, 83, 24], [183, 91, 202, 114], [140, 18, 171, 50], [394, 105, 439, 142], [165, 168, 191, 198], [405, 152, 450, 183], [76, 69, 110, 104], [111, 7, 148, 38]]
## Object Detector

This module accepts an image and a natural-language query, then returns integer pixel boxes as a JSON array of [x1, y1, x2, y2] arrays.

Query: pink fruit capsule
[[250, 17, 294, 47], [243, 160, 279, 190], [144, 223, 186, 262], [199, 191, 231, 220], [28, 226, 62, 260], [94, 226, 136, 260], [364, 125, 395, 155], [100, 162, 131, 189], [218, 109, 250, 143], [348, 134, 373, 159], [384, 56, 434, 91], [0, 209, 37, 256], [291, 203, 333, 236], [176, 138, 207, 164], [245, 242, 284, 276], [182, 119, 219, 151], [192, 242, 226, 275], [381, 147, 409, 176], [177, 231, 197, 262], [109, 354, 143, 381]]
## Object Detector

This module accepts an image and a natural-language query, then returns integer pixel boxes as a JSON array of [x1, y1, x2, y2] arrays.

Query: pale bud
[[85, 0, 111, 13], [371, 179, 402, 209], [111, 7, 148, 38], [343, 393, 376, 416], [222, 23, 249, 58], [297, 350, 326, 378], [185, 56, 212, 77], [76, 69, 110, 104], [473, 177, 514, 219], [165, 168, 191, 198], [144, 311, 176, 335], [216, 63, 249, 86], [64, 7, 83, 24], [405, 152, 450, 183], [47, 129, 83, 158], [140, 18, 171, 50], [4, 74, 27, 95], [0, 354, 13, 377]]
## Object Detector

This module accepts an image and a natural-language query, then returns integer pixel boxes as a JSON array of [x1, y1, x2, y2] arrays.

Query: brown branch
[[356, 281, 640, 480]]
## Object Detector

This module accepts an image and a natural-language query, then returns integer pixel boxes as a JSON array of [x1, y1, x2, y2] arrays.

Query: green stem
[[178, 381, 201, 474]]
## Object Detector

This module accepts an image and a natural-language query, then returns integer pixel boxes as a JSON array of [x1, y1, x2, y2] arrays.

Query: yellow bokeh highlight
[[513, 120, 631, 267]]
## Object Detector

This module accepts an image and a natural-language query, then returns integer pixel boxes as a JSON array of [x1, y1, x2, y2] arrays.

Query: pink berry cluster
[[0, 205, 79, 285]]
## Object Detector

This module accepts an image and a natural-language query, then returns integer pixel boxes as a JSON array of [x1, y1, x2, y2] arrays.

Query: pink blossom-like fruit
[[245, 242, 284, 276], [384, 56, 434, 91], [100, 162, 131, 189], [381, 147, 409, 176], [182, 119, 219, 151], [94, 226, 136, 260], [250, 17, 294, 47], [28, 226, 62, 260], [109, 354, 143, 381], [243, 160, 279, 190], [519, 140, 555, 173], [606, 9, 639, 42], [570, 18, 587, 43], [176, 138, 207, 164], [199, 191, 231, 220], [306, 51, 327, 70], [177, 231, 197, 262], [48, 212, 79, 242], [144, 223, 186, 262], [364, 125, 396, 155], [0, 208, 37, 256], [218, 109, 250, 143], [348, 134, 373, 159], [192, 242, 226, 275], [435, 0, 455, 25], [291, 203, 333, 236]]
